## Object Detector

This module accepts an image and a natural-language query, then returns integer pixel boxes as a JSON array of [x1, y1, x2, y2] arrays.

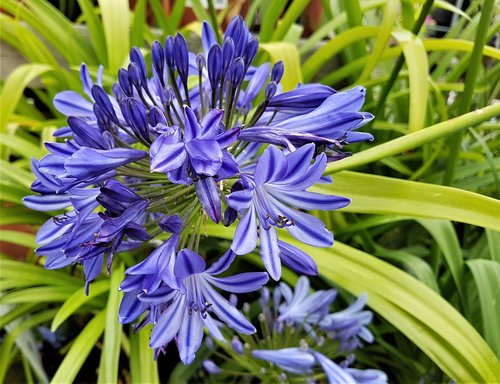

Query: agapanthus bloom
[[24, 16, 373, 363], [201, 276, 387, 383]]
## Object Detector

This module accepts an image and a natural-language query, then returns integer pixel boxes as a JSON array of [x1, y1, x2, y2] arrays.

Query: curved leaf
[[313, 171, 500, 231], [205, 224, 500, 382], [51, 310, 106, 383], [260, 42, 302, 91]]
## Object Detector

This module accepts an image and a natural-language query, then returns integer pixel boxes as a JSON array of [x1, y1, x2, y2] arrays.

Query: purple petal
[[178, 311, 204, 364], [202, 281, 255, 334], [259, 227, 281, 281], [202, 21, 217, 53], [185, 139, 222, 176], [23, 194, 72, 211], [205, 249, 236, 275], [278, 240, 318, 275], [231, 206, 258, 255], [226, 188, 253, 212], [54, 91, 94, 116], [254, 146, 287, 185], [313, 351, 356, 384], [150, 140, 186, 173], [207, 272, 269, 293], [213, 126, 240, 148], [65, 148, 146, 178], [194, 177, 221, 223], [200, 109, 224, 137], [150, 294, 186, 348], [252, 348, 315, 374], [184, 106, 201, 141], [269, 189, 350, 211], [175, 249, 206, 280], [118, 291, 148, 324]]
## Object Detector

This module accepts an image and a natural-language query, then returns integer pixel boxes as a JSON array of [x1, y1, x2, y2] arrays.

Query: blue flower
[[227, 144, 350, 279], [131, 249, 268, 364]]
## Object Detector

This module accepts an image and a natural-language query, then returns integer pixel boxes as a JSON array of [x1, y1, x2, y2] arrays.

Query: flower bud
[[271, 61, 284, 83]]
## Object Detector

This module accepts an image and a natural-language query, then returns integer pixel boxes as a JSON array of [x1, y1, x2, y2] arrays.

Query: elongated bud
[[265, 81, 278, 100], [112, 83, 126, 103], [174, 33, 189, 83], [207, 45, 222, 89], [227, 58, 245, 86], [148, 106, 166, 127], [271, 61, 284, 83], [129, 47, 147, 84], [91, 85, 118, 124], [151, 41, 165, 79], [244, 37, 259, 69], [118, 69, 133, 96], [164, 36, 175, 69], [222, 38, 235, 71], [128, 62, 144, 90]]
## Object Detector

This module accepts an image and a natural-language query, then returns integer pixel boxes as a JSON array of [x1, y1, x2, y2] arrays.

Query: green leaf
[[205, 224, 500, 382], [51, 310, 106, 384], [357, 0, 398, 82], [0, 259, 81, 288], [0, 286, 76, 304], [302, 26, 379, 82], [326, 103, 500, 173], [130, 0, 148, 46], [0, 133, 46, 160], [0, 64, 52, 133], [466, 259, 500, 358], [98, 0, 130, 73], [271, 0, 310, 42], [258, 1, 287, 42], [312, 171, 500, 231], [416, 219, 466, 308], [260, 42, 302, 91], [486, 229, 500, 263], [51, 280, 110, 332], [97, 264, 123, 384], [78, 0, 107, 65], [391, 29, 429, 132], [0, 230, 36, 248], [130, 324, 160, 384]]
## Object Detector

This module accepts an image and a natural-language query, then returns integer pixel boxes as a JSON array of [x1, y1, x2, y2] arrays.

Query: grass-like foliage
[[0, 0, 498, 382]]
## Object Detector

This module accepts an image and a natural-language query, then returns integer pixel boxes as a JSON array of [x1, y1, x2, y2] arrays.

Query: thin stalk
[[326, 102, 500, 174], [442, 0, 496, 186]]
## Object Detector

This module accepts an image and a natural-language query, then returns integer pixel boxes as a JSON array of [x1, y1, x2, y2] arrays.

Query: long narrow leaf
[[313, 171, 500, 231], [51, 310, 106, 383]]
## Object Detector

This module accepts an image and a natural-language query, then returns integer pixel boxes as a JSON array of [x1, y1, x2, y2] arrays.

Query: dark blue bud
[[93, 103, 110, 130], [265, 81, 278, 100], [151, 41, 165, 78], [128, 62, 144, 90], [112, 83, 126, 103], [223, 206, 237, 226], [222, 38, 235, 71], [196, 53, 206, 71], [118, 69, 133, 96], [159, 214, 183, 234], [225, 16, 246, 56], [207, 45, 222, 89], [173, 33, 189, 83], [129, 47, 147, 83], [164, 36, 175, 69], [121, 98, 149, 140], [148, 106, 166, 127], [244, 37, 259, 69], [271, 61, 284, 83], [91, 85, 118, 124], [227, 58, 245, 86]]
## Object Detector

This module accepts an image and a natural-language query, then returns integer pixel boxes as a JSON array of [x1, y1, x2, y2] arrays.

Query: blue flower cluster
[[202, 276, 387, 383], [24, 17, 375, 366]]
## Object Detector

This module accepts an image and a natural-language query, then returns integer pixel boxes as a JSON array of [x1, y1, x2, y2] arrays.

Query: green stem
[[326, 102, 500, 174], [442, 0, 495, 186]]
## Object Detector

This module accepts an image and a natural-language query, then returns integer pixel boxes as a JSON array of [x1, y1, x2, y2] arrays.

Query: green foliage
[[0, 0, 498, 382]]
